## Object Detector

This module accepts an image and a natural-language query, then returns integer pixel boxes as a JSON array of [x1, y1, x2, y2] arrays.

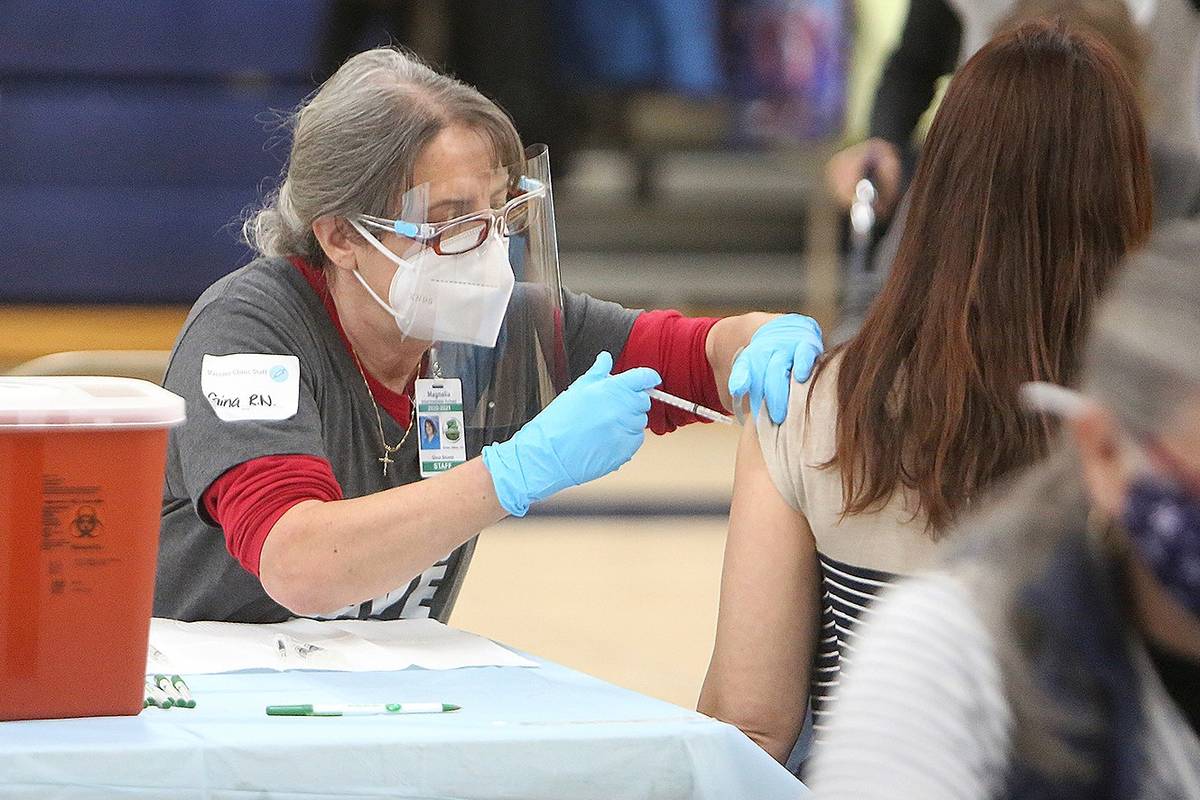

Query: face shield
[[348, 144, 568, 451]]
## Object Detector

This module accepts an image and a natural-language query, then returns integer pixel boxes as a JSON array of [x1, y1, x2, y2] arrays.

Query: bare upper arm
[[699, 419, 823, 762]]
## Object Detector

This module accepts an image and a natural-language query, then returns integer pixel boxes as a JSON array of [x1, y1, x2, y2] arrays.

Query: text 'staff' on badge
[[201, 354, 300, 422]]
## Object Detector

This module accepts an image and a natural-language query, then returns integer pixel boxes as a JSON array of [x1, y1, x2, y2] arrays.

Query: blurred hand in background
[[825, 138, 902, 216]]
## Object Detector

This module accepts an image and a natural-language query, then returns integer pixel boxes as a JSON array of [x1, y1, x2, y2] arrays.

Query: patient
[[808, 223, 1200, 798], [698, 18, 1152, 767]]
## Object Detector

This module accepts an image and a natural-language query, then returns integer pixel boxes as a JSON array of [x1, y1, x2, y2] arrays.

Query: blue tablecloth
[[0, 657, 807, 799]]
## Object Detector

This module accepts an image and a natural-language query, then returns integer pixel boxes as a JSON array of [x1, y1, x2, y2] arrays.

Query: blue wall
[[0, 1, 329, 303]]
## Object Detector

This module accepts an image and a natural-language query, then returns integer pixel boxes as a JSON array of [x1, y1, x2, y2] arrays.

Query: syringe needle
[[647, 389, 737, 425]]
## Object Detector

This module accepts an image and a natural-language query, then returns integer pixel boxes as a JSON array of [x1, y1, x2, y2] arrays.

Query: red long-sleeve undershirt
[[205, 258, 725, 577]]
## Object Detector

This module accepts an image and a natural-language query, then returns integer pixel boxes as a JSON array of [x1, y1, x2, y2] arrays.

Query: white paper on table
[[146, 617, 537, 674]]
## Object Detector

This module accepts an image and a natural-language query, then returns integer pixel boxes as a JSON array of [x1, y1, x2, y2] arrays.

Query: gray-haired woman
[[155, 47, 824, 624], [808, 223, 1200, 797]]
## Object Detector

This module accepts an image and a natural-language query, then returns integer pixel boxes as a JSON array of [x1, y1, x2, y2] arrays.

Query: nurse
[[156, 47, 822, 624]]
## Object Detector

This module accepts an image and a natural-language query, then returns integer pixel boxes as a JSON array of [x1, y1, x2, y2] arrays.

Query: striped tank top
[[810, 553, 898, 735]]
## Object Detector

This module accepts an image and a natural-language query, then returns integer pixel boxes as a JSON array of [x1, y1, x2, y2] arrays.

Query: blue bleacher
[[0, 0, 330, 303]]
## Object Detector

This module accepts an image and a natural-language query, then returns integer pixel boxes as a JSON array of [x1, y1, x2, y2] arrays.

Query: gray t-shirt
[[156, 257, 638, 623]]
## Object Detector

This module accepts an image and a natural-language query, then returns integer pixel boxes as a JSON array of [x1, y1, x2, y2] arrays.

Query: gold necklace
[[351, 352, 416, 477]]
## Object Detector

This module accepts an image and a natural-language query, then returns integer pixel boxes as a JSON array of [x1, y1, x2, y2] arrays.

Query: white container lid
[[0, 377, 186, 429]]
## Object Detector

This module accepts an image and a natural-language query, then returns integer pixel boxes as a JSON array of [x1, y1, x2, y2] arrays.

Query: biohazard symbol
[[71, 506, 103, 538]]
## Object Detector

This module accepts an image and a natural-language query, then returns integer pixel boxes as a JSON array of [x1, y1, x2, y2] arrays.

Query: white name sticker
[[200, 353, 300, 422], [415, 378, 467, 478]]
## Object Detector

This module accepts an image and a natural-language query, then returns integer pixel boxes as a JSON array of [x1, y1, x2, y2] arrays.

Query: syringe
[[648, 389, 737, 425]]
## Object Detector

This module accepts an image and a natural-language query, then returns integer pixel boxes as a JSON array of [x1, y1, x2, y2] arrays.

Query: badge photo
[[415, 378, 467, 478]]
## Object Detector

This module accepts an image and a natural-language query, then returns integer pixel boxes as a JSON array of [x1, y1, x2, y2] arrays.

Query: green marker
[[145, 682, 174, 709], [154, 675, 175, 698], [170, 675, 196, 708], [266, 703, 461, 717]]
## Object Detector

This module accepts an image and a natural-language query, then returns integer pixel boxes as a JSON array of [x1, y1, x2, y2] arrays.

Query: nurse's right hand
[[482, 351, 661, 517]]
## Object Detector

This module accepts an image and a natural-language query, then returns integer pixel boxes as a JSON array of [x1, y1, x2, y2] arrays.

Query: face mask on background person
[[1123, 462, 1200, 616], [348, 218, 515, 348], [1023, 379, 1200, 615]]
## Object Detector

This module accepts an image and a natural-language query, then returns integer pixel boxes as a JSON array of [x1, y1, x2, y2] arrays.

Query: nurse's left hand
[[728, 314, 824, 425]]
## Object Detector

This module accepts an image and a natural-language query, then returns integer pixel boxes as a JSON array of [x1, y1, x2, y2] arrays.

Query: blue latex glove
[[728, 314, 824, 425], [482, 352, 661, 517]]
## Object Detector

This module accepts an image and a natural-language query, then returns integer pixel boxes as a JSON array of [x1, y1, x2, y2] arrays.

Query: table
[[0, 656, 808, 799]]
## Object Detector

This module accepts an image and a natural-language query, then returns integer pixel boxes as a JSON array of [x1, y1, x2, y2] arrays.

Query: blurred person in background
[[827, 0, 1200, 218], [699, 19, 1151, 772], [828, 0, 1200, 343], [808, 222, 1200, 799], [155, 47, 824, 624], [825, 0, 961, 220], [316, 0, 586, 180]]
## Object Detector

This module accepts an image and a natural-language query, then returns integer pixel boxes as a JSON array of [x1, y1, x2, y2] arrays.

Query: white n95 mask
[[348, 218, 516, 348]]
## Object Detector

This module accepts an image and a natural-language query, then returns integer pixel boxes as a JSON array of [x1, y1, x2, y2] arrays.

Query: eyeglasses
[[355, 176, 547, 256]]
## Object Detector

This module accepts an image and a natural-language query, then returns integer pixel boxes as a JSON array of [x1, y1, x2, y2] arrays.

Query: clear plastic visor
[[354, 146, 552, 264], [350, 144, 567, 449]]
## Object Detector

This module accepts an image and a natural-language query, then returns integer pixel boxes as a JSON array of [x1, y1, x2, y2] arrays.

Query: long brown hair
[[819, 19, 1152, 532]]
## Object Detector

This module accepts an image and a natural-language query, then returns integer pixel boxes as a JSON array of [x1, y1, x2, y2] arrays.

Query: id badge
[[415, 378, 467, 478]]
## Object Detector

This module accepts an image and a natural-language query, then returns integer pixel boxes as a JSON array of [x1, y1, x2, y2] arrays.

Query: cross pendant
[[379, 452, 394, 477]]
